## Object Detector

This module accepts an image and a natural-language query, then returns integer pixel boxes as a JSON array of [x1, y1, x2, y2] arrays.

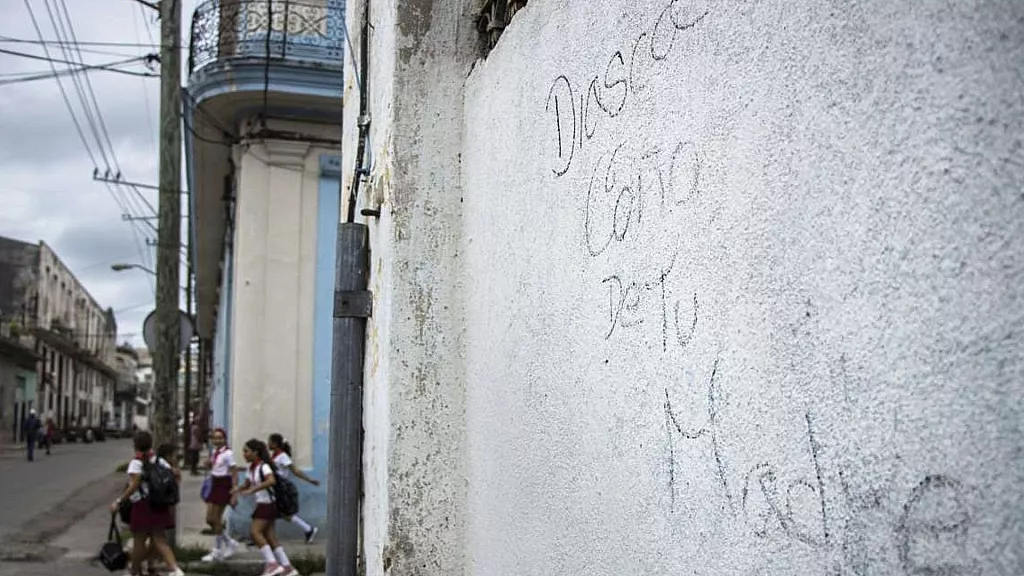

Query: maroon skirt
[[205, 475, 233, 505], [129, 500, 174, 533], [252, 503, 278, 521]]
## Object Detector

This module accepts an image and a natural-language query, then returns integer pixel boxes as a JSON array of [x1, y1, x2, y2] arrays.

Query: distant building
[[134, 347, 153, 431], [113, 343, 142, 432], [187, 0, 344, 533], [0, 235, 118, 441]]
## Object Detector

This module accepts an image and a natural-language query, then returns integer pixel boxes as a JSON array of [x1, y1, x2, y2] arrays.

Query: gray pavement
[[0, 557, 113, 576], [0, 438, 131, 543]]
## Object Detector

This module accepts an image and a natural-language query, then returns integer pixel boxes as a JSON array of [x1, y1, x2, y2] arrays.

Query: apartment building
[[0, 236, 118, 438]]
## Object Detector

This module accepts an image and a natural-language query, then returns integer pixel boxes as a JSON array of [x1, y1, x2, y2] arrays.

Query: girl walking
[[201, 428, 241, 562], [110, 430, 184, 576], [233, 439, 298, 576], [268, 433, 320, 543], [144, 444, 182, 575]]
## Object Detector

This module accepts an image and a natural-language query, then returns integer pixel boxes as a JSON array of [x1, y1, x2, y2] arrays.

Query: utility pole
[[182, 202, 194, 465], [153, 0, 182, 456]]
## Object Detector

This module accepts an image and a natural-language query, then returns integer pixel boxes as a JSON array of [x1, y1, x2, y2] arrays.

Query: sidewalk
[[47, 480, 326, 575], [176, 473, 326, 571]]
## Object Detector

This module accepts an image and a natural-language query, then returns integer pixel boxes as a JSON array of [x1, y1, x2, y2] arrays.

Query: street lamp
[[111, 263, 157, 276]]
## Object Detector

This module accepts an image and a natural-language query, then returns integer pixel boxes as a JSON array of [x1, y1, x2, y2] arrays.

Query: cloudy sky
[[0, 0, 200, 348]]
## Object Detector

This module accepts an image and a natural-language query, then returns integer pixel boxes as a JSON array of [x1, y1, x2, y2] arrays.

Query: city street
[[0, 438, 131, 543], [0, 438, 130, 576]]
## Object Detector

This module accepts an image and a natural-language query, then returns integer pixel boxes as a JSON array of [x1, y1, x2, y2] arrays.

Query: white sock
[[291, 516, 312, 532], [260, 545, 276, 564], [274, 546, 291, 567]]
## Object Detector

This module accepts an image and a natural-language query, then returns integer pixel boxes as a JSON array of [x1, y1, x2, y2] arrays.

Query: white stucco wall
[[342, 1, 473, 574], [229, 120, 339, 465], [457, 1, 1023, 575]]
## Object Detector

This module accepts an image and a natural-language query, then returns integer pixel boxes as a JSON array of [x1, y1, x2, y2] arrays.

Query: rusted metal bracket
[[333, 290, 373, 318]]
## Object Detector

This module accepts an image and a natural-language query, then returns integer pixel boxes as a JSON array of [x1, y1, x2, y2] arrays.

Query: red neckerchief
[[271, 449, 283, 460], [248, 458, 263, 476], [212, 446, 228, 467], [135, 450, 153, 460]]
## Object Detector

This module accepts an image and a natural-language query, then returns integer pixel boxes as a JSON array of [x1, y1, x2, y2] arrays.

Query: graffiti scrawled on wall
[[539, 1, 985, 574]]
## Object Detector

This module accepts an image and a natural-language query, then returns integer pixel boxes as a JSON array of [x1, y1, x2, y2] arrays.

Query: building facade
[[0, 323, 40, 445], [134, 347, 153, 431], [113, 344, 141, 433], [187, 0, 345, 534], [337, 1, 1022, 575], [0, 236, 118, 440], [189, 0, 1024, 574]]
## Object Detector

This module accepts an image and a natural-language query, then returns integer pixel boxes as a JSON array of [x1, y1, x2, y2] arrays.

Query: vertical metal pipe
[[326, 223, 370, 576]]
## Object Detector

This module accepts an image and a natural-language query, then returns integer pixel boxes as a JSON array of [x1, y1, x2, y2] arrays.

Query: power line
[[53, 0, 154, 225], [42, 0, 113, 171], [132, 3, 158, 156], [0, 45, 156, 72], [0, 55, 157, 85], [19, 0, 157, 293], [19, 0, 98, 168], [0, 34, 169, 49]]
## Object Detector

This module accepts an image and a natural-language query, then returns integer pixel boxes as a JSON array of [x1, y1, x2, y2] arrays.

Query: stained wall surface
[[460, 1, 1023, 574]]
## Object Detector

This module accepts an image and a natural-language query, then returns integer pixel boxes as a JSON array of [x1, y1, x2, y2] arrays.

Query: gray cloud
[[0, 0, 200, 347]]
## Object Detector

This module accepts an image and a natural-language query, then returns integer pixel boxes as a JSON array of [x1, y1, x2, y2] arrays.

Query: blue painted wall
[[304, 154, 342, 529], [212, 236, 233, 435]]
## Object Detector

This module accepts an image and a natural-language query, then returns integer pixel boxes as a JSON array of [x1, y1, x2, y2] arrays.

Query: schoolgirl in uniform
[[110, 430, 184, 576], [267, 433, 320, 543], [144, 444, 182, 575], [201, 428, 240, 562], [233, 439, 298, 576]]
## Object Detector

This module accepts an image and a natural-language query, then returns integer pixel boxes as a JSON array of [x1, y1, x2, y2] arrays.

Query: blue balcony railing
[[188, 0, 344, 75]]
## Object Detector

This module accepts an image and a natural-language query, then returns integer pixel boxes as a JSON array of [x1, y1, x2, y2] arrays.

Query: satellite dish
[[142, 309, 195, 352]]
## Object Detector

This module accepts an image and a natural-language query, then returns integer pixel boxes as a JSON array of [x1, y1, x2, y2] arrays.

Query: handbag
[[201, 476, 213, 501], [99, 514, 128, 571]]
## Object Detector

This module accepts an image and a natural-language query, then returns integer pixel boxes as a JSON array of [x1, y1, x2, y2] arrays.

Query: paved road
[[0, 439, 131, 543], [0, 558, 113, 576]]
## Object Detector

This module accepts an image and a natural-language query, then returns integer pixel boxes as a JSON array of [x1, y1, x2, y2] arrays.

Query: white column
[[230, 139, 316, 452]]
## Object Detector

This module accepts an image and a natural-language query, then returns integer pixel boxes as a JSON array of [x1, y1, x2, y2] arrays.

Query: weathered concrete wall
[[341, 0, 478, 574], [459, 1, 1023, 575]]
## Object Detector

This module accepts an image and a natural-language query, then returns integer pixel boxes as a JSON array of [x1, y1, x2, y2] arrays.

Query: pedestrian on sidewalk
[[22, 409, 41, 462], [233, 439, 298, 576], [200, 428, 240, 562], [187, 423, 202, 476], [110, 430, 186, 576], [268, 433, 320, 543], [43, 417, 55, 455]]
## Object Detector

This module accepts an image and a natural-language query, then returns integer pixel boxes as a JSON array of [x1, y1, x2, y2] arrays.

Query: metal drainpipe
[[329, 1, 373, 574], [326, 224, 371, 576]]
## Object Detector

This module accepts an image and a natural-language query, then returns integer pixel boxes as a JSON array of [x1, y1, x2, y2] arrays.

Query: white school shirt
[[209, 447, 236, 477], [126, 455, 173, 502], [247, 462, 275, 504], [272, 451, 292, 479]]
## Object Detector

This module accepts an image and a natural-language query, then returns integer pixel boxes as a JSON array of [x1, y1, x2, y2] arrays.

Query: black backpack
[[259, 465, 300, 517], [143, 459, 180, 507]]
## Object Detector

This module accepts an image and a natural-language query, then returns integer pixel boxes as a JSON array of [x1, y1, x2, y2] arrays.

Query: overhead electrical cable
[[20, 0, 156, 290]]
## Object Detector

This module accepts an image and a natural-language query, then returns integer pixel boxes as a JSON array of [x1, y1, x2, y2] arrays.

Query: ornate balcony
[[188, 0, 345, 76]]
